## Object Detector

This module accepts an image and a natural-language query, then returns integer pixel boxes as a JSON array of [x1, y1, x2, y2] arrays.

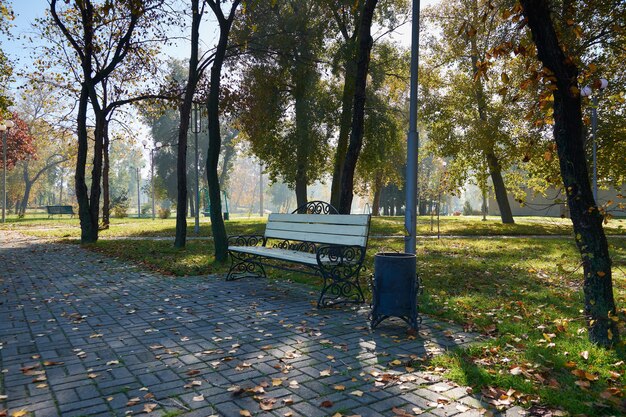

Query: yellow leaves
[[272, 378, 283, 386], [501, 72, 510, 84], [333, 385, 346, 391], [319, 369, 332, 377], [389, 359, 402, 367], [239, 410, 252, 417], [10, 411, 28, 417], [572, 25, 583, 39], [543, 151, 552, 162], [142, 403, 157, 413]]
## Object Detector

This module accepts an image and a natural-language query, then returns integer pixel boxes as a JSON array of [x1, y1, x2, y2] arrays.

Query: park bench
[[46, 205, 75, 218], [226, 201, 370, 307]]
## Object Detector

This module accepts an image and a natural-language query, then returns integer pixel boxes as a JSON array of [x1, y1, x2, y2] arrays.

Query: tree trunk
[[19, 163, 31, 217], [189, 193, 195, 217], [102, 121, 110, 229], [522, 0, 618, 347], [205, 0, 240, 262], [486, 152, 514, 223], [75, 84, 98, 243], [372, 174, 382, 216], [293, 72, 311, 213], [338, 0, 378, 214], [330, 55, 357, 208]]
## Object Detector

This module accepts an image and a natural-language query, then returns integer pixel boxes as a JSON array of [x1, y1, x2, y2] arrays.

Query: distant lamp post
[[136, 167, 141, 218], [580, 78, 608, 202], [1, 119, 15, 223], [142, 140, 164, 220], [191, 103, 201, 234]]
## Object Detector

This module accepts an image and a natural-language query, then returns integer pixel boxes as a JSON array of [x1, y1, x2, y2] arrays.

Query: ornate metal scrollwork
[[315, 245, 366, 307], [292, 201, 339, 215], [227, 234, 266, 247], [273, 239, 317, 253], [226, 235, 267, 281]]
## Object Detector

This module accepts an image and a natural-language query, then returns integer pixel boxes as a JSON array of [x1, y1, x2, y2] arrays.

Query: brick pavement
[[0, 233, 521, 417]]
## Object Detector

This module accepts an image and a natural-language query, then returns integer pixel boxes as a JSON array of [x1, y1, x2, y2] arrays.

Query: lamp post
[[142, 140, 163, 220], [136, 167, 141, 218], [581, 78, 608, 202], [191, 103, 201, 234], [1, 119, 15, 223]]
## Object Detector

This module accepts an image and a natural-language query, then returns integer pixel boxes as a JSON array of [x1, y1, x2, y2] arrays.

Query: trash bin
[[371, 252, 420, 330], [223, 212, 229, 221]]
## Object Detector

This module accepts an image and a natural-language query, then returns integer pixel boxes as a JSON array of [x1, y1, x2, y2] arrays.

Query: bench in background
[[46, 205, 75, 218]]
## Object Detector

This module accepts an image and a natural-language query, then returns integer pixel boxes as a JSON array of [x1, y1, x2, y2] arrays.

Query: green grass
[[3, 214, 625, 240], [4, 215, 626, 414]]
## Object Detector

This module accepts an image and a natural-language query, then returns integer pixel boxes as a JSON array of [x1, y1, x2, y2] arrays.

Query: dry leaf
[[126, 397, 141, 406], [282, 397, 294, 405], [143, 403, 157, 413], [333, 385, 346, 391], [272, 378, 283, 386], [320, 400, 334, 408], [389, 359, 402, 366], [351, 390, 364, 397], [11, 411, 28, 417], [455, 404, 470, 413], [186, 370, 201, 376], [106, 360, 119, 366], [240, 411, 252, 417], [42, 361, 64, 366], [87, 373, 98, 379], [580, 350, 589, 360], [0, 410, 7, 417], [319, 369, 331, 377], [391, 407, 412, 417], [35, 384, 47, 389], [192, 394, 204, 402]]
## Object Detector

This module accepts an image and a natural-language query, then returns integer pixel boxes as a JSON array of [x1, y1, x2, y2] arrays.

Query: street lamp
[[191, 103, 201, 234], [1, 119, 15, 223], [142, 139, 163, 220], [580, 78, 608, 202]]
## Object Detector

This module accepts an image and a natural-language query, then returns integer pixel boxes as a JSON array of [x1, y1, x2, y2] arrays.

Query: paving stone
[[0, 231, 504, 417]]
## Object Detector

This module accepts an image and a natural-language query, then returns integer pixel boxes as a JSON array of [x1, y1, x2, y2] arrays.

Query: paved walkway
[[0, 233, 520, 417]]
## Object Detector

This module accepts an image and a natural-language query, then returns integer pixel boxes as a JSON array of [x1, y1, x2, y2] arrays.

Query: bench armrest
[[316, 245, 366, 268], [228, 234, 266, 247]]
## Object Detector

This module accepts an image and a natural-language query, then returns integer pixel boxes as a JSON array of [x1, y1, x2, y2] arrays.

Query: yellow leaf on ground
[[580, 350, 589, 360], [272, 378, 283, 386], [333, 385, 346, 391], [11, 411, 28, 417], [143, 403, 157, 413], [192, 394, 204, 402], [240, 410, 252, 417], [319, 369, 331, 377], [351, 390, 364, 397], [389, 360, 402, 366]]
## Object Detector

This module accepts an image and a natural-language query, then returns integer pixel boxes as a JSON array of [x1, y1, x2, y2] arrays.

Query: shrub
[[462, 200, 474, 215], [158, 207, 171, 219]]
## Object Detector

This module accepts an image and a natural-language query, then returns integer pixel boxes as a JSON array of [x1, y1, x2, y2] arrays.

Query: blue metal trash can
[[371, 252, 420, 330]]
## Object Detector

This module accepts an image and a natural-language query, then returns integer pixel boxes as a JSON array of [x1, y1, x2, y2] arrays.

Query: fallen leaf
[[455, 404, 470, 413], [320, 400, 334, 408], [391, 406, 412, 417], [35, 384, 47, 389], [106, 360, 119, 366], [126, 397, 141, 406], [580, 350, 589, 360], [11, 411, 28, 417], [192, 394, 204, 402], [319, 369, 331, 377], [333, 385, 346, 391], [87, 373, 98, 379], [272, 378, 283, 386], [351, 390, 364, 397], [240, 411, 252, 417], [389, 359, 402, 366], [186, 370, 201, 376], [0, 411, 6, 417], [42, 361, 64, 366], [143, 403, 157, 413], [412, 407, 424, 415]]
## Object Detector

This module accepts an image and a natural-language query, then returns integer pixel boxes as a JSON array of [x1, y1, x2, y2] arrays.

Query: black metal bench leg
[[226, 252, 267, 281], [317, 270, 365, 308]]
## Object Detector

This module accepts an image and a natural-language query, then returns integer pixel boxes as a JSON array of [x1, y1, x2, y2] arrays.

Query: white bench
[[226, 204, 371, 307]]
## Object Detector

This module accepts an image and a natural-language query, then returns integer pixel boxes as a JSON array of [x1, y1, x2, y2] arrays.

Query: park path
[[0, 232, 523, 417]]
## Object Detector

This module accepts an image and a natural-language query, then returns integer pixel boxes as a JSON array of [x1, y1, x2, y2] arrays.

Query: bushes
[[157, 207, 171, 219]]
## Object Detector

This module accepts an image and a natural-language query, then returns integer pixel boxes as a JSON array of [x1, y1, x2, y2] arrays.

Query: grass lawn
[[3, 215, 626, 414]]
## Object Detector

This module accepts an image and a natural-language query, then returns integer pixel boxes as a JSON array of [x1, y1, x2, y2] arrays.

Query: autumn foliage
[[0, 112, 35, 169]]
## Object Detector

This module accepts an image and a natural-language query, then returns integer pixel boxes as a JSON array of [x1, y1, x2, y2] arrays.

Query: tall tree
[[205, 0, 241, 261], [338, 0, 379, 214], [48, 0, 161, 243], [326, 0, 409, 208], [520, 0, 620, 346]]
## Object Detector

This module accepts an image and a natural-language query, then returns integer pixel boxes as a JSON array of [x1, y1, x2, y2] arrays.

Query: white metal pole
[[151, 150, 155, 220]]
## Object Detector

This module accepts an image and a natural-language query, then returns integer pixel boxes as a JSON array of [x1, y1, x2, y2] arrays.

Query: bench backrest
[[46, 205, 74, 214], [265, 213, 370, 248]]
